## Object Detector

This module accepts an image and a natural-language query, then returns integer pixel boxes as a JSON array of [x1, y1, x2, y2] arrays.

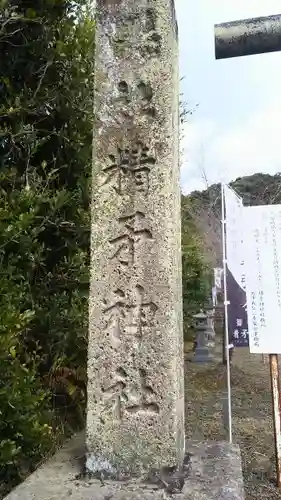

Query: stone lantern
[[205, 307, 216, 347], [192, 310, 214, 363]]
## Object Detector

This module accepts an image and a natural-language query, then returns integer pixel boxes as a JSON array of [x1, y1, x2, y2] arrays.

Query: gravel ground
[[184, 339, 281, 500]]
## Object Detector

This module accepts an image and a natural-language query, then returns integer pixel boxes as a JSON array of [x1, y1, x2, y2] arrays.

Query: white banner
[[243, 204, 281, 354], [224, 184, 249, 347], [224, 185, 245, 290], [214, 267, 223, 289]]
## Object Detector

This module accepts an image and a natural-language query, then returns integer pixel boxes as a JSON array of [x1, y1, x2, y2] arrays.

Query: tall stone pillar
[[87, 0, 184, 476]]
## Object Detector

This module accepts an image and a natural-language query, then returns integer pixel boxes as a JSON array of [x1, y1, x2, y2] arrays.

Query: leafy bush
[[0, 0, 94, 491], [0, 268, 51, 490]]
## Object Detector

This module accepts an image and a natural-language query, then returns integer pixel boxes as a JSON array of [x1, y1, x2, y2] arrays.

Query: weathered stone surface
[[185, 440, 245, 500], [4, 434, 245, 500], [87, 0, 184, 475]]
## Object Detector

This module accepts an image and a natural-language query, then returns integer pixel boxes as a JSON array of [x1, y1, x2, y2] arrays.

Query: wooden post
[[269, 354, 281, 488]]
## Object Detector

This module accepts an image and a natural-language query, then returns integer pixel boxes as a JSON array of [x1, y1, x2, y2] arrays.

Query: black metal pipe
[[215, 14, 281, 60]]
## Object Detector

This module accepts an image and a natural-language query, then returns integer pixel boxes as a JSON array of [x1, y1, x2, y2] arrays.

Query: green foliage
[[0, 0, 94, 492], [0, 266, 52, 490], [185, 172, 281, 271], [181, 196, 211, 339], [180, 101, 211, 334], [189, 172, 281, 214], [231, 172, 281, 206]]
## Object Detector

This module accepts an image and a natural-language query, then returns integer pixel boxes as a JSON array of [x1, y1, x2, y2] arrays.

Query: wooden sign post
[[270, 354, 281, 487], [214, 13, 281, 488]]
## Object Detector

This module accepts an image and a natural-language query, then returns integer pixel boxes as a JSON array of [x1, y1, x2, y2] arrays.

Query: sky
[[176, 0, 281, 193]]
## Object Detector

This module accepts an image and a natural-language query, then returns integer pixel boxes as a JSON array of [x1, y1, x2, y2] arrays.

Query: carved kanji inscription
[[102, 366, 159, 420], [102, 289, 125, 347], [109, 211, 153, 266], [124, 285, 158, 340], [88, 0, 184, 472], [103, 285, 158, 346], [102, 142, 156, 195]]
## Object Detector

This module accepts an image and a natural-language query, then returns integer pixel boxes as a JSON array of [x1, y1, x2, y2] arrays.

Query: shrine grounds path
[[185, 338, 281, 500]]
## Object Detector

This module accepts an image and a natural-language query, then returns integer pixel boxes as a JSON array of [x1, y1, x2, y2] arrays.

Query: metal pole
[[221, 183, 233, 444], [269, 354, 281, 488], [222, 311, 226, 365], [215, 14, 281, 60]]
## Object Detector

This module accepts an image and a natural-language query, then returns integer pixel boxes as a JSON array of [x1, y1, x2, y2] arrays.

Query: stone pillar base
[[4, 433, 245, 500]]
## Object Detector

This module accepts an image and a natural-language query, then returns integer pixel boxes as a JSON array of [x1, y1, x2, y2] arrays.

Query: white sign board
[[243, 204, 281, 354], [224, 185, 245, 290]]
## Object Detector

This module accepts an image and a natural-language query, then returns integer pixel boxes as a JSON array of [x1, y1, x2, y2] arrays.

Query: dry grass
[[184, 339, 281, 500]]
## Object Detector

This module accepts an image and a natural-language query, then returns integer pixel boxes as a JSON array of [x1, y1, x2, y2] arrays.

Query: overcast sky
[[176, 0, 281, 193]]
